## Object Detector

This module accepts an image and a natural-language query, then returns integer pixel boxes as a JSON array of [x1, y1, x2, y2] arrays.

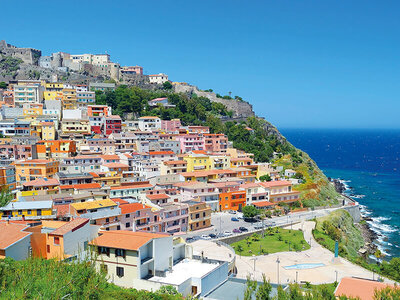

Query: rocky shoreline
[[329, 177, 378, 256]]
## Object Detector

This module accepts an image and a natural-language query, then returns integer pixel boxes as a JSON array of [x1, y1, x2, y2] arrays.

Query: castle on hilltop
[[0, 40, 41, 65]]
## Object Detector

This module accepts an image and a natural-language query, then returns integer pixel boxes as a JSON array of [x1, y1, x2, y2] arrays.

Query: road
[[182, 206, 347, 240]]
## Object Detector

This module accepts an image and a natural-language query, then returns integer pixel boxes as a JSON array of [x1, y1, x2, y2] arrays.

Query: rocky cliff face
[[174, 84, 288, 144], [173, 84, 255, 118]]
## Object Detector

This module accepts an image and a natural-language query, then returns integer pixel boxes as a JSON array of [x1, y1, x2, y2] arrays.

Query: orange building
[[33, 140, 77, 159], [219, 190, 246, 212], [0, 166, 16, 191], [14, 159, 59, 183]]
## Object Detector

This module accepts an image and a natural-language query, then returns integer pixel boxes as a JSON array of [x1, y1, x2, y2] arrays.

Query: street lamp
[[335, 270, 338, 283], [296, 271, 298, 283], [276, 257, 281, 285]]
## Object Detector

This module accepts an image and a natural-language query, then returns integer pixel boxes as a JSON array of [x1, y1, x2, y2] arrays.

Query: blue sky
[[1, 0, 400, 129]]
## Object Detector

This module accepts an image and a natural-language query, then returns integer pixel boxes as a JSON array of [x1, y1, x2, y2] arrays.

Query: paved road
[[182, 206, 345, 240]]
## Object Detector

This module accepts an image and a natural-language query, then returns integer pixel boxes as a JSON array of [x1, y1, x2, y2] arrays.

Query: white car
[[223, 230, 233, 236], [201, 234, 211, 240]]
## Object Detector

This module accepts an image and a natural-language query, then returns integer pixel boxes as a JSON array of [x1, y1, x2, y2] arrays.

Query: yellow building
[[61, 119, 91, 136], [62, 89, 77, 109], [44, 91, 63, 101], [0, 200, 54, 219], [14, 159, 59, 183], [45, 83, 64, 91], [23, 104, 43, 116], [41, 122, 56, 140], [91, 171, 122, 187], [183, 154, 212, 172]]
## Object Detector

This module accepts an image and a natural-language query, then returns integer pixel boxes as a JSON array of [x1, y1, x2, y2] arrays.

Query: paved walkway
[[232, 221, 395, 285]]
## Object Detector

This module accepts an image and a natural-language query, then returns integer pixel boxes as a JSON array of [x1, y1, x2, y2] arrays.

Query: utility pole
[[335, 270, 338, 282], [296, 271, 298, 283], [276, 257, 280, 285]]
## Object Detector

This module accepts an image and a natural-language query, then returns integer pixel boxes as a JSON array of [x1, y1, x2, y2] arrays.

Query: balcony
[[141, 256, 153, 264]]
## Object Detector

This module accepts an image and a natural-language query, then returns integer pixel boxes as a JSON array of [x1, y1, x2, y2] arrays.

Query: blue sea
[[280, 129, 400, 259]]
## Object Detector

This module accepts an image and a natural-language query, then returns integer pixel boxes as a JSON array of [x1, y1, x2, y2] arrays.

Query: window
[[115, 248, 125, 257], [116, 266, 124, 277], [126, 222, 130, 228], [98, 247, 110, 256], [47, 245, 50, 253], [27, 209, 32, 215], [54, 237, 60, 245]]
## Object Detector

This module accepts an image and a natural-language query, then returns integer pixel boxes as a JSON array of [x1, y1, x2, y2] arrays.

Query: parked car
[[209, 233, 217, 239], [237, 213, 244, 219], [228, 210, 237, 214], [186, 237, 194, 243], [223, 230, 232, 236], [239, 227, 248, 232], [253, 222, 263, 229], [201, 234, 211, 240], [231, 217, 239, 222], [233, 228, 241, 233]]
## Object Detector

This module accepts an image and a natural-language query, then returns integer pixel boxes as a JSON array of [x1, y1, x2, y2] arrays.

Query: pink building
[[161, 119, 181, 132], [121, 66, 143, 75], [175, 134, 205, 153], [119, 202, 162, 232], [0, 144, 32, 159], [204, 133, 228, 153], [188, 126, 210, 134], [159, 202, 189, 234]]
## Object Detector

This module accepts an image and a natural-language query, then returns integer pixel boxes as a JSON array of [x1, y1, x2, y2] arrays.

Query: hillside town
[[0, 42, 397, 300]]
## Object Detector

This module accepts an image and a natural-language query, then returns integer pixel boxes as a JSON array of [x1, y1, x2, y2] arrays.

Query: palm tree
[[237, 245, 244, 257]]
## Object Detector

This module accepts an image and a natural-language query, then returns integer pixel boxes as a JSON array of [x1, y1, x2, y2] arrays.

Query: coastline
[[330, 178, 378, 258]]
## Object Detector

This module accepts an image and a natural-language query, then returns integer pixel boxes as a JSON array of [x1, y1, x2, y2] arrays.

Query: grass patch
[[231, 228, 310, 256]]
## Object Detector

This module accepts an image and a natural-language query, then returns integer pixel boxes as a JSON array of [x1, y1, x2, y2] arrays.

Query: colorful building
[[0, 200, 54, 220], [185, 200, 212, 231], [219, 190, 246, 212], [183, 153, 212, 172], [102, 115, 122, 136], [33, 140, 76, 159], [14, 159, 59, 183]]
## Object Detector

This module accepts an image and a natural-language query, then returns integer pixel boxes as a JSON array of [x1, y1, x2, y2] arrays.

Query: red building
[[102, 115, 122, 136]]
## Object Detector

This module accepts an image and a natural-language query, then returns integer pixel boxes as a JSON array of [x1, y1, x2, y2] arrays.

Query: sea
[[280, 128, 400, 259]]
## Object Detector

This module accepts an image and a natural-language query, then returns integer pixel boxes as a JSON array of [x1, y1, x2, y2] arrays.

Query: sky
[[1, 0, 400, 129]]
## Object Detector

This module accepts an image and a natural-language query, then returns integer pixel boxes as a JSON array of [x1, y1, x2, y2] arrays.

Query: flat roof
[[150, 258, 220, 285], [0, 201, 53, 211]]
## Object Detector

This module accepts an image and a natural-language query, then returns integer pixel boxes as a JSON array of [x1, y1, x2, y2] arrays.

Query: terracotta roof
[[240, 182, 260, 189], [73, 183, 101, 190], [23, 178, 59, 187], [231, 157, 253, 162], [49, 218, 89, 236], [146, 193, 170, 200], [0, 223, 31, 250], [110, 183, 153, 190], [89, 231, 168, 251], [55, 204, 70, 217], [111, 198, 129, 205], [259, 180, 293, 188], [89, 172, 100, 178], [149, 151, 175, 155], [253, 201, 275, 207], [164, 160, 187, 165], [120, 203, 150, 214], [334, 277, 394, 300], [99, 155, 120, 160], [103, 163, 129, 168]]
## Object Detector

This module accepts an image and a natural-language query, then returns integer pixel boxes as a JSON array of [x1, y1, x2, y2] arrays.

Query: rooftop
[[150, 258, 219, 285], [71, 199, 116, 211], [0, 201, 53, 211], [334, 277, 393, 300], [89, 231, 168, 251], [49, 218, 90, 236], [0, 222, 31, 250]]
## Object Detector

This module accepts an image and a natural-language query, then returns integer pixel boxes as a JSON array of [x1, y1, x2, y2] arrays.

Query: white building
[[138, 116, 161, 131], [13, 84, 41, 107], [149, 73, 169, 84]]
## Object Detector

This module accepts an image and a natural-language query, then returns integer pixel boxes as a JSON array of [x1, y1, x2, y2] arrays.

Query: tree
[[236, 244, 244, 257], [252, 233, 260, 241], [0, 188, 13, 207], [255, 274, 272, 300], [242, 205, 259, 219], [0, 82, 7, 89], [259, 174, 272, 182], [157, 285, 179, 295], [163, 81, 173, 89]]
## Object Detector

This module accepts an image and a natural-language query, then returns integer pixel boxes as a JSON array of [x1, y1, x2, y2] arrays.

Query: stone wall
[[0, 40, 41, 65]]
